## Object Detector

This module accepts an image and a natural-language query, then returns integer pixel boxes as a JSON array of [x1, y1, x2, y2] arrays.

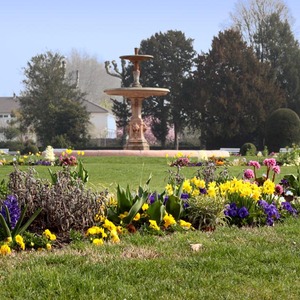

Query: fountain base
[[125, 139, 150, 150]]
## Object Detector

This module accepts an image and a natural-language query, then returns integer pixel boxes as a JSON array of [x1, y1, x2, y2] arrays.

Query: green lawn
[[0, 155, 299, 299], [1, 217, 299, 299]]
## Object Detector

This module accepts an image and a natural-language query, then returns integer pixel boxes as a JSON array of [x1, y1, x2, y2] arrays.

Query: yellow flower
[[43, 229, 55, 240], [207, 182, 217, 197], [103, 219, 117, 232], [179, 219, 192, 230], [165, 154, 169, 158], [110, 230, 120, 243], [66, 149, 73, 155], [0, 244, 11, 255], [20, 242, 25, 250], [119, 211, 129, 219], [5, 237, 12, 244], [149, 220, 160, 231], [133, 213, 140, 221], [50, 234, 56, 241], [163, 213, 176, 228], [182, 179, 192, 193], [92, 238, 104, 246], [142, 203, 149, 211], [175, 152, 183, 158], [165, 184, 174, 196], [86, 226, 107, 238], [262, 179, 275, 195], [191, 189, 200, 197], [190, 177, 205, 189], [15, 234, 24, 245], [46, 243, 52, 250]]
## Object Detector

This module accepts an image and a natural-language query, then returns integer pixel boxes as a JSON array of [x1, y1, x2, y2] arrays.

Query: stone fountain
[[104, 48, 170, 150]]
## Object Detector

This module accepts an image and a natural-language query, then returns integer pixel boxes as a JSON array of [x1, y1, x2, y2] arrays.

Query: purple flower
[[183, 201, 190, 209], [238, 207, 249, 218], [280, 179, 289, 186], [224, 203, 238, 217], [200, 188, 207, 195], [244, 169, 255, 180], [281, 202, 297, 215], [258, 200, 281, 226], [180, 193, 189, 200], [0, 195, 21, 229], [148, 193, 156, 204], [163, 196, 169, 205]]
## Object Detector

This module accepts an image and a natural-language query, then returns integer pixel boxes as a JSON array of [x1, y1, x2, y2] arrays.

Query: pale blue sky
[[1, 0, 299, 96]]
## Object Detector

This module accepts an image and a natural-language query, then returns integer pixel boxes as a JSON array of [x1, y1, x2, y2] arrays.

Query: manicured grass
[[0, 217, 299, 299]]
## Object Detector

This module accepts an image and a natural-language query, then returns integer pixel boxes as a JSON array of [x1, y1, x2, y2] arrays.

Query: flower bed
[[0, 149, 299, 255]]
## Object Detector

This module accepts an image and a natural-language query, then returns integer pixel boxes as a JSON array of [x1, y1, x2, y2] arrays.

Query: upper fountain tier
[[104, 48, 169, 98]]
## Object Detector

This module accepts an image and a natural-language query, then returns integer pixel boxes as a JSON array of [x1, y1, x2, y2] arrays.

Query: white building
[[0, 96, 116, 141]]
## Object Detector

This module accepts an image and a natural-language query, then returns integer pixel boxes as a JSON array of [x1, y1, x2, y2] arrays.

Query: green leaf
[[0, 214, 12, 238], [116, 185, 133, 212], [48, 168, 58, 185], [123, 197, 146, 225], [77, 160, 89, 183], [16, 207, 42, 236], [4, 205, 11, 229], [165, 195, 183, 220], [11, 206, 42, 238], [107, 208, 120, 224], [147, 200, 165, 225]]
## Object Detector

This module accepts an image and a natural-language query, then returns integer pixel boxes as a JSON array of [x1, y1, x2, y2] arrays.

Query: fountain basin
[[104, 87, 170, 98]]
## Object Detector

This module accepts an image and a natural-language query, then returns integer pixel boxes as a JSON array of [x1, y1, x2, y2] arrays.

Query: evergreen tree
[[193, 29, 284, 149], [139, 30, 196, 149], [19, 51, 90, 148], [254, 13, 300, 115]]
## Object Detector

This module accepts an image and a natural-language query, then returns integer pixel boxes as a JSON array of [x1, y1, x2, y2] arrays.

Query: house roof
[[0, 97, 20, 113], [83, 100, 109, 113], [0, 97, 110, 114]]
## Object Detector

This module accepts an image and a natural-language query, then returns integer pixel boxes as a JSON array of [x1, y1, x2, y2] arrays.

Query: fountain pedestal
[[104, 48, 169, 150]]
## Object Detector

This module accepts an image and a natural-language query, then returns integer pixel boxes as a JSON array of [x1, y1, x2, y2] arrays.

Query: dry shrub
[[8, 167, 105, 234]]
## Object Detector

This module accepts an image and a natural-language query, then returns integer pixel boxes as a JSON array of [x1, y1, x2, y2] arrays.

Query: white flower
[[44, 146, 56, 162], [198, 150, 208, 161]]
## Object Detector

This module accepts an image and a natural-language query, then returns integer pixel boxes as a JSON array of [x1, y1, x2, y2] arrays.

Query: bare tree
[[229, 0, 293, 46], [66, 49, 120, 108]]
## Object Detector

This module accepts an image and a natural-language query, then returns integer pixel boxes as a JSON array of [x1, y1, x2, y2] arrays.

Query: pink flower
[[244, 169, 255, 180], [275, 184, 283, 195], [248, 161, 261, 169], [263, 158, 276, 168], [272, 165, 280, 174]]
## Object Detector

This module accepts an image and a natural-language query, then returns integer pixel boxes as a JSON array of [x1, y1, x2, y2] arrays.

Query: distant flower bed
[[0, 146, 84, 167]]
